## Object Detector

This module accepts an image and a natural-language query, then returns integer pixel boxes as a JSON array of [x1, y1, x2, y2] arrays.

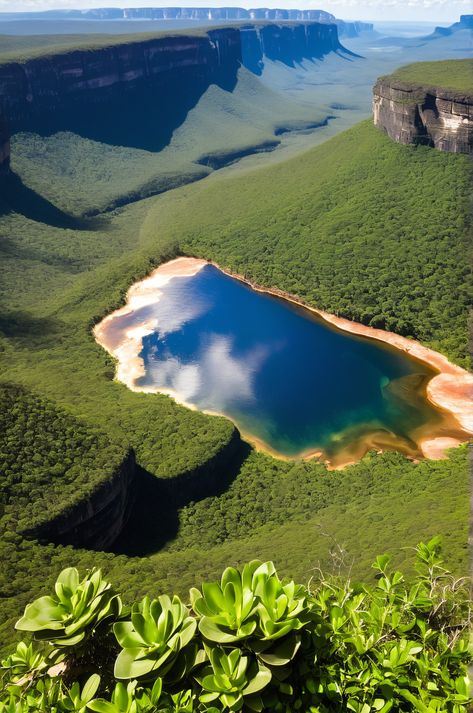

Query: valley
[[0, 13, 471, 708]]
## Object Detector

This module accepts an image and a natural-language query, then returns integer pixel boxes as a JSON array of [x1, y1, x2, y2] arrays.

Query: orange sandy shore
[[94, 257, 473, 468]]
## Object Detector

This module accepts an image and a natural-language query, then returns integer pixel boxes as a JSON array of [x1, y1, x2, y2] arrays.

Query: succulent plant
[[15, 568, 121, 649], [252, 563, 307, 642], [113, 594, 197, 681], [195, 646, 272, 712], [190, 562, 260, 644], [190, 560, 307, 658], [89, 681, 150, 713]]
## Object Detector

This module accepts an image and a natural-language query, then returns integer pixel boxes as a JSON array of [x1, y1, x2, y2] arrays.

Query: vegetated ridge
[[373, 59, 473, 154]]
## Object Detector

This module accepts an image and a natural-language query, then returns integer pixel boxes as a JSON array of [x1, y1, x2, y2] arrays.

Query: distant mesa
[[428, 14, 473, 38], [373, 60, 473, 154], [0, 6, 374, 38]]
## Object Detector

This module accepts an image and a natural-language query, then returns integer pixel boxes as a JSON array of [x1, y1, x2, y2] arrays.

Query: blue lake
[[114, 262, 450, 464]]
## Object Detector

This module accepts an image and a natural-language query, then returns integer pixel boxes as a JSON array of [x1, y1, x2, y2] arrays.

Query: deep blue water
[[133, 264, 441, 460]]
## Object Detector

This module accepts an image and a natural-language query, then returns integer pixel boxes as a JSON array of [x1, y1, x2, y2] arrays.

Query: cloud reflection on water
[[143, 333, 269, 411]]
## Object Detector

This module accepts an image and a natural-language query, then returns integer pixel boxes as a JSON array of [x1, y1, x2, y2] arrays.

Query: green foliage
[[196, 646, 271, 711], [384, 59, 473, 94], [143, 121, 472, 367], [190, 560, 306, 645], [114, 596, 197, 681], [1, 543, 471, 711], [0, 384, 127, 535], [16, 567, 121, 651]]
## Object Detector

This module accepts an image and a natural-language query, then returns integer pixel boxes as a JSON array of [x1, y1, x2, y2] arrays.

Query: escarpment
[[0, 29, 241, 129], [29, 450, 137, 550], [0, 22, 346, 135], [373, 79, 473, 154], [0, 117, 9, 176]]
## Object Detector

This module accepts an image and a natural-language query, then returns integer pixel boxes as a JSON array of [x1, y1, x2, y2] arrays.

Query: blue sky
[[1, 0, 470, 22]]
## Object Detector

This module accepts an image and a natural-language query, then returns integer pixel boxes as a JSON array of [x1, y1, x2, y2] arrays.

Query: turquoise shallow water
[[127, 264, 443, 460]]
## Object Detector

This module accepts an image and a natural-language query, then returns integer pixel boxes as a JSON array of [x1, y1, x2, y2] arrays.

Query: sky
[[0, 0, 471, 22]]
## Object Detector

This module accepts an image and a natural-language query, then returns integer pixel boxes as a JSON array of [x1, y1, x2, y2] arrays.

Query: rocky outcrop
[[373, 79, 473, 154], [0, 117, 10, 176], [29, 450, 137, 550], [430, 14, 473, 37], [0, 23, 347, 133]]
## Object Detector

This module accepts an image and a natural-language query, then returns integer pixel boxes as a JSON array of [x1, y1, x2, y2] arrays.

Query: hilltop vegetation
[[0, 383, 126, 535], [384, 58, 473, 94], [145, 120, 472, 367]]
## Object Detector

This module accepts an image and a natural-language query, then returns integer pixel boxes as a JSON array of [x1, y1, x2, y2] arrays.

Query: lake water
[[102, 262, 453, 465]]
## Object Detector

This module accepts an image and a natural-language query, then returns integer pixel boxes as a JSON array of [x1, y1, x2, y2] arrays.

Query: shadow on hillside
[[111, 440, 251, 557], [27, 70, 239, 154], [0, 235, 91, 272], [0, 311, 62, 348], [0, 173, 105, 230]]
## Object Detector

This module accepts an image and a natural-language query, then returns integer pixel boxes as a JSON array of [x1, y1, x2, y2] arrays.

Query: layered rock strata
[[0, 117, 9, 176], [373, 79, 473, 154], [29, 450, 137, 550], [0, 23, 345, 131]]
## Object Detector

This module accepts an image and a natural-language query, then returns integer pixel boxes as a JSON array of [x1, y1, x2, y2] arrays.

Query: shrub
[[1, 538, 471, 712]]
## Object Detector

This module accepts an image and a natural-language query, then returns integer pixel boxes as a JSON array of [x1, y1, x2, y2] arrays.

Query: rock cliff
[[0, 117, 9, 176], [0, 23, 346, 133], [28, 450, 137, 550], [0, 29, 241, 129], [373, 79, 473, 154]]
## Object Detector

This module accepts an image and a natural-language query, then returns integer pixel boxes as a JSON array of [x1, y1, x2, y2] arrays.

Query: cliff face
[[0, 29, 241, 128], [373, 79, 473, 154], [30, 450, 136, 550], [0, 23, 346, 133], [0, 117, 10, 176], [241, 22, 342, 74]]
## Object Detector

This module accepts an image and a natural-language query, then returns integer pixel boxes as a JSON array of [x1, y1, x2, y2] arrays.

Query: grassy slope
[[144, 120, 472, 367], [385, 58, 473, 94], [0, 27, 215, 63], [12, 69, 326, 216], [0, 119, 471, 652]]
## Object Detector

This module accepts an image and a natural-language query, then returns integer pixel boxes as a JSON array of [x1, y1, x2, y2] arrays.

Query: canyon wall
[[0, 117, 9, 176], [0, 23, 346, 133], [0, 28, 241, 129], [373, 79, 473, 154], [241, 22, 343, 74], [28, 450, 137, 550]]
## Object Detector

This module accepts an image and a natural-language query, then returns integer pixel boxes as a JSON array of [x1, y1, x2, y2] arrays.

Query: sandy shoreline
[[94, 256, 473, 468]]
